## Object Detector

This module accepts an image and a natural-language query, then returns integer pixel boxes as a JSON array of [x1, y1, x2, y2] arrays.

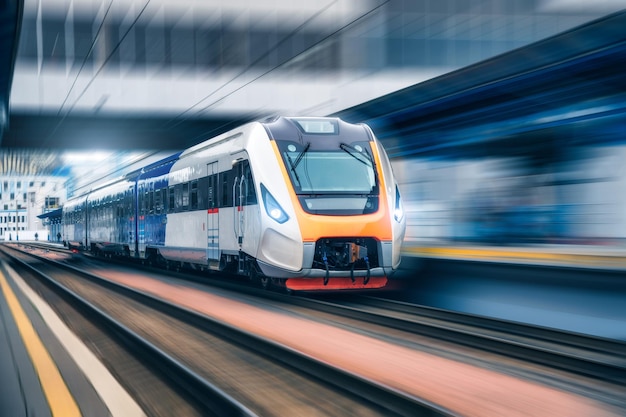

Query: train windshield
[[284, 147, 377, 194]]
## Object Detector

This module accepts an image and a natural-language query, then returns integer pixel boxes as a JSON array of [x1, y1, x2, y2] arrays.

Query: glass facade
[[17, 1, 612, 75]]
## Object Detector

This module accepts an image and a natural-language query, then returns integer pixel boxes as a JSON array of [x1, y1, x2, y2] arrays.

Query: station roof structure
[[333, 10, 626, 162], [0, 2, 624, 173], [37, 207, 62, 221]]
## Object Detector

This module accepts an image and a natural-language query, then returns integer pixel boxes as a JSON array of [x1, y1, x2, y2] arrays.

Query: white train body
[[63, 117, 406, 291]]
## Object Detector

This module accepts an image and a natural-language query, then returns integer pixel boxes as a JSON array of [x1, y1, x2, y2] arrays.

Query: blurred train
[[62, 116, 406, 291]]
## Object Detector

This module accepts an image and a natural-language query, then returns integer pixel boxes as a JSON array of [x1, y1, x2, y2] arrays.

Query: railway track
[[8, 242, 626, 413], [289, 294, 626, 385], [16, 243, 626, 386], [137, 255, 625, 409], [0, 244, 452, 417], [243, 294, 626, 410]]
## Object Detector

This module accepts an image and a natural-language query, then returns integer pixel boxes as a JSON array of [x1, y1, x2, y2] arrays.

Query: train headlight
[[261, 184, 289, 224], [393, 185, 404, 222]]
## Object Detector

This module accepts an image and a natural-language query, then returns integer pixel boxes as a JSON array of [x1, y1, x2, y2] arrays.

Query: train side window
[[190, 180, 198, 210], [221, 171, 230, 207], [168, 186, 175, 213], [206, 174, 215, 209], [137, 186, 142, 216], [174, 184, 183, 212], [127, 188, 134, 217], [117, 199, 123, 218], [243, 160, 257, 204], [143, 190, 149, 216], [182, 182, 190, 210], [137, 191, 143, 216], [198, 176, 208, 210], [161, 188, 167, 213], [233, 160, 257, 205], [149, 190, 154, 214], [154, 188, 161, 214]]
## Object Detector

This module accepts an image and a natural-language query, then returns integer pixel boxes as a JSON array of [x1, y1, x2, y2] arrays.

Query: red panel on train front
[[285, 276, 387, 291]]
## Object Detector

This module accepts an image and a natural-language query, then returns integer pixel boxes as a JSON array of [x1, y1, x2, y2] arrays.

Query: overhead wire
[[44, 0, 153, 146], [56, 0, 115, 116], [169, 0, 390, 127], [61, 0, 153, 116], [43, 1, 389, 149], [167, 0, 339, 126], [42, 0, 114, 146]]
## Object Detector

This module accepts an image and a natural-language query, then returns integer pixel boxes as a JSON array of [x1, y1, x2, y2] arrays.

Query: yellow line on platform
[[0, 270, 81, 417], [404, 246, 626, 267]]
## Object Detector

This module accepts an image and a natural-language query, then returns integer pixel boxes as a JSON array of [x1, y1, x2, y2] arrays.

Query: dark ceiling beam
[[2, 112, 255, 151]]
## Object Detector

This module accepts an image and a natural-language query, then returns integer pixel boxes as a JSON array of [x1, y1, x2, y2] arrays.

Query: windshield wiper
[[286, 142, 310, 186], [286, 152, 301, 186], [293, 142, 310, 169], [340, 143, 373, 167], [340, 143, 379, 194]]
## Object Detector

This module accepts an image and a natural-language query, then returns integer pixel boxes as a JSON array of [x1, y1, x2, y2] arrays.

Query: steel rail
[[3, 244, 455, 417], [282, 293, 626, 385], [1, 246, 258, 417], [16, 242, 625, 385]]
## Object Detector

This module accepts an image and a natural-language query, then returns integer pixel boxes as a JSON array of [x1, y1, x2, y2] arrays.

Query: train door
[[232, 157, 258, 256], [206, 162, 219, 263], [81, 199, 88, 249], [232, 158, 249, 248], [137, 182, 147, 258], [128, 184, 138, 257]]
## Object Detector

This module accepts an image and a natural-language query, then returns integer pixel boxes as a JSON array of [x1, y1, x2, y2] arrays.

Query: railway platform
[[0, 260, 144, 417], [403, 242, 626, 271], [395, 242, 626, 342]]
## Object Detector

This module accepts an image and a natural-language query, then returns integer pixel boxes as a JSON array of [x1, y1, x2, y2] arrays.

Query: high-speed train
[[62, 116, 406, 291]]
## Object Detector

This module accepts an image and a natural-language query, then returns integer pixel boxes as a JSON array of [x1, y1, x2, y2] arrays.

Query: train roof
[[125, 151, 183, 180], [177, 116, 373, 160], [261, 116, 372, 149]]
